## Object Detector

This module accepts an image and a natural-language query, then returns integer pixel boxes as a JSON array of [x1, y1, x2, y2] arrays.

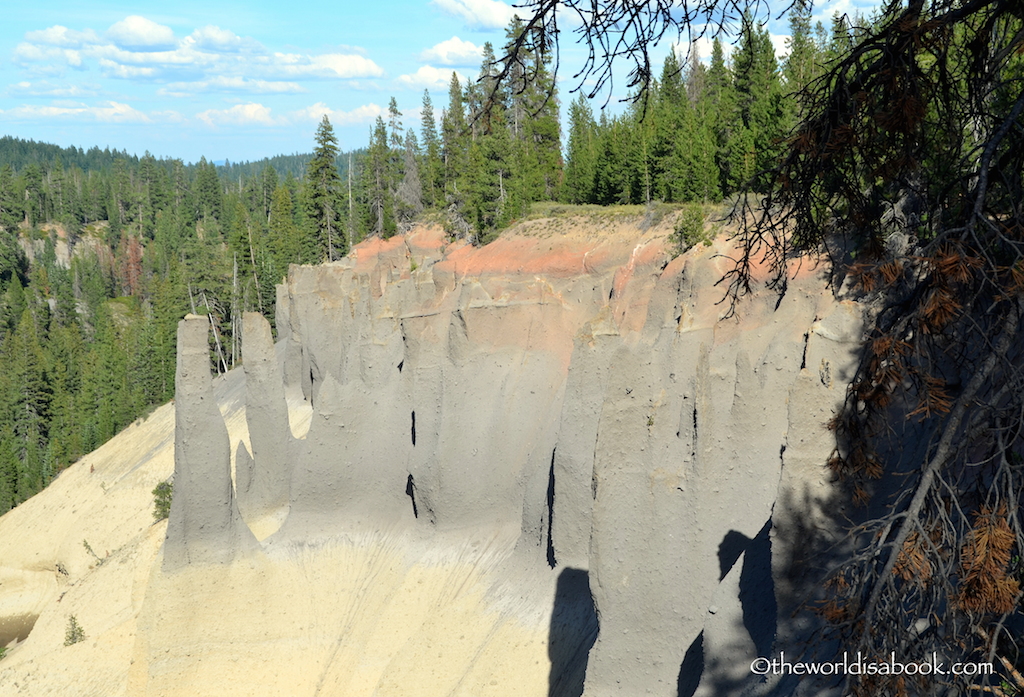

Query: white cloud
[[21, 39, 383, 84], [94, 101, 153, 122], [290, 102, 384, 125], [98, 58, 158, 79], [151, 110, 186, 123], [107, 16, 177, 51], [419, 36, 483, 66], [7, 81, 100, 98], [92, 44, 212, 68], [397, 65, 468, 90], [771, 34, 790, 60], [184, 26, 263, 53], [24, 25, 101, 48], [268, 53, 384, 79], [197, 102, 279, 127], [158, 76, 304, 96], [13, 43, 84, 68], [682, 37, 732, 63], [812, 0, 855, 25], [13, 18, 384, 89], [431, 0, 516, 29], [0, 100, 150, 123]]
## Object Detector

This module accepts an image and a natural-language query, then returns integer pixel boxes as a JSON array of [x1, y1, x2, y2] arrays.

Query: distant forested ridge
[[0, 136, 139, 173], [216, 151, 362, 183], [0, 10, 847, 512]]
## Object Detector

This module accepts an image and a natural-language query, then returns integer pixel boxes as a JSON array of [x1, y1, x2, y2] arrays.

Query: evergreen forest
[[0, 10, 843, 511]]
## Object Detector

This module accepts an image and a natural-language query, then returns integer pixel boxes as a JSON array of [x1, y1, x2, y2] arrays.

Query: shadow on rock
[[548, 567, 599, 697]]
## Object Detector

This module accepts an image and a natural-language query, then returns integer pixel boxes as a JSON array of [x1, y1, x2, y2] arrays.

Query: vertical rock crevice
[[405, 473, 419, 519], [546, 448, 556, 569]]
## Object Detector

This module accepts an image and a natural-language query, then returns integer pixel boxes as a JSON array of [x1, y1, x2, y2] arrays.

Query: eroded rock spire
[[164, 315, 256, 569], [237, 312, 292, 521]]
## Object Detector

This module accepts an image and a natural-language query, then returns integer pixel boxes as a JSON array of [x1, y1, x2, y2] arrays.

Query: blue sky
[[0, 0, 875, 165]]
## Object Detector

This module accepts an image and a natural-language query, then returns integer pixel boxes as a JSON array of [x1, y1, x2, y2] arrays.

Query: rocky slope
[[0, 214, 863, 696]]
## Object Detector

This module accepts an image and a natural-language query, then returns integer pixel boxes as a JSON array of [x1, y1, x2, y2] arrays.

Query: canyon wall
[[0, 217, 862, 696]]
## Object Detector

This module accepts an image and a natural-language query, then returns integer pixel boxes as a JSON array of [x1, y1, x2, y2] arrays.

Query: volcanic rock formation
[[0, 217, 862, 696]]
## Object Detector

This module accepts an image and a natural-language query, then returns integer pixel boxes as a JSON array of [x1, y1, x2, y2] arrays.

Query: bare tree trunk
[[348, 152, 354, 251]]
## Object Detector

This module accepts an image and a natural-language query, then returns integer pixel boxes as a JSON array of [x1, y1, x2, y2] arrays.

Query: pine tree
[[488, 112, 517, 228], [44, 322, 85, 471], [441, 73, 470, 235], [148, 263, 186, 403], [305, 116, 346, 260], [258, 164, 278, 223], [0, 232, 24, 288], [293, 178, 320, 264], [364, 117, 396, 238], [626, 99, 656, 204], [652, 51, 687, 201], [0, 427, 18, 511], [419, 90, 442, 208], [783, 0, 821, 125], [387, 97, 404, 151], [48, 157, 67, 224], [0, 165, 23, 232], [395, 130, 423, 228], [1, 277, 24, 339], [6, 306, 52, 495], [673, 114, 721, 202], [169, 159, 189, 222], [684, 45, 707, 106], [136, 152, 164, 239], [80, 304, 127, 445], [268, 183, 300, 270], [62, 165, 84, 228], [111, 156, 133, 235], [465, 108, 515, 237], [731, 17, 785, 191], [224, 193, 266, 316], [503, 19, 562, 202], [647, 48, 720, 203], [592, 114, 635, 205], [562, 94, 598, 204], [825, 12, 854, 64], [192, 157, 222, 226], [681, 47, 721, 201], [22, 165, 45, 228], [704, 38, 739, 194], [468, 43, 499, 138], [784, 0, 819, 91]]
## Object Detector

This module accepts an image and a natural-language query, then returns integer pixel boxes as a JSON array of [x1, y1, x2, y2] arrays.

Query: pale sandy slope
[[0, 362, 566, 696]]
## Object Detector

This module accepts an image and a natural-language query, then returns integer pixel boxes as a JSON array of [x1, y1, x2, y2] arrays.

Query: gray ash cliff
[[168, 223, 863, 696]]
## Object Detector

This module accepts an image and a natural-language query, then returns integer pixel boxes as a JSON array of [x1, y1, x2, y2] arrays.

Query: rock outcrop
[[163, 315, 257, 569], [236, 312, 292, 523], [0, 216, 863, 696]]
